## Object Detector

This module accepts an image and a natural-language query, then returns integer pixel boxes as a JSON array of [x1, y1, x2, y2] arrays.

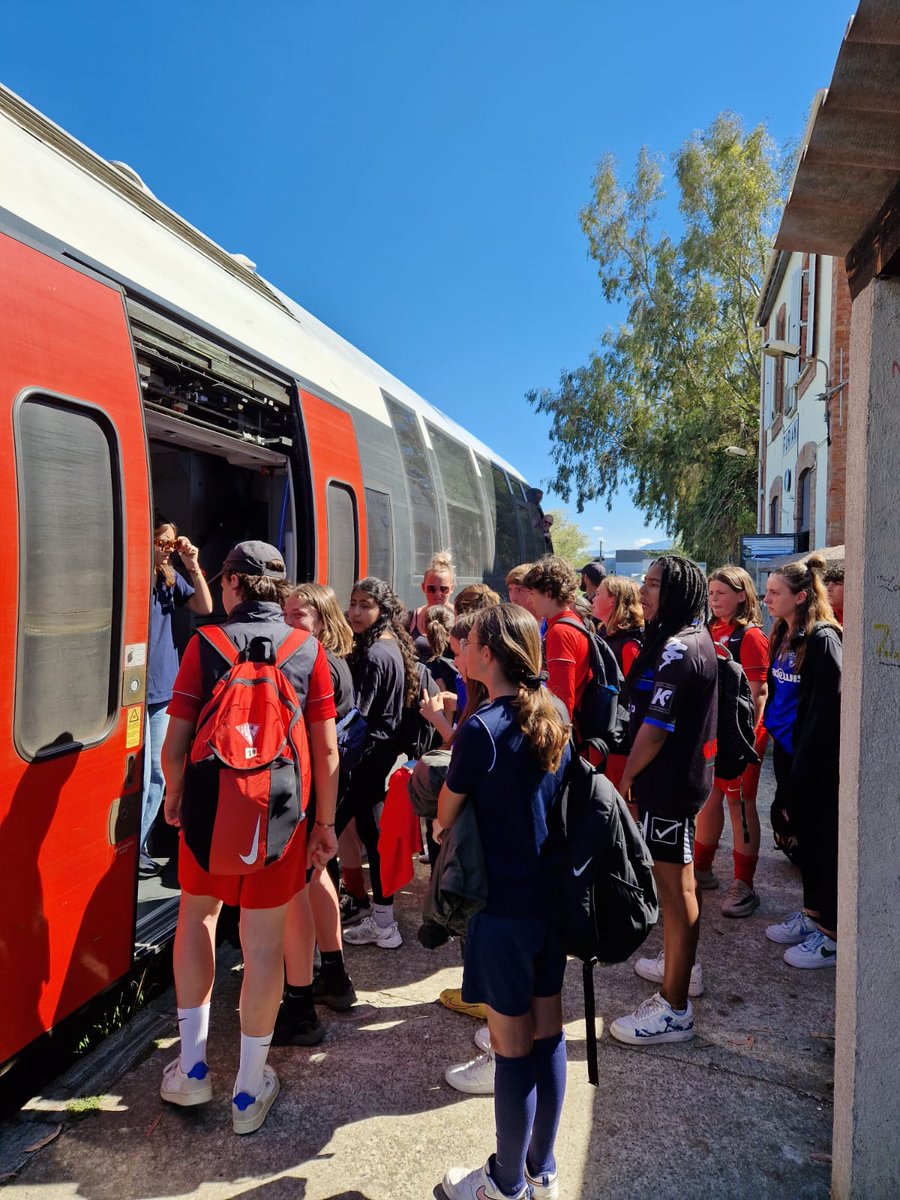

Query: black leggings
[[336, 748, 396, 906], [772, 742, 839, 933]]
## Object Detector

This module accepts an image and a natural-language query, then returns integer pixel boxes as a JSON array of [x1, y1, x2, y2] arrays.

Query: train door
[[0, 232, 152, 1068], [297, 390, 368, 605]]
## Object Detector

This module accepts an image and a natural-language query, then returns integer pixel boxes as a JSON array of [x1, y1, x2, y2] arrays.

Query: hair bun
[[806, 552, 827, 574]]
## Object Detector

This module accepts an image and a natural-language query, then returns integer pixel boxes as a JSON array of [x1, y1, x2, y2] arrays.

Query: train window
[[383, 395, 441, 574], [14, 395, 121, 757], [426, 424, 487, 578], [365, 488, 394, 585], [326, 482, 358, 609], [491, 464, 523, 574]]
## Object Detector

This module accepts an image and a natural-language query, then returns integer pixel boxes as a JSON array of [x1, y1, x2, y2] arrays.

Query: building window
[[15, 394, 122, 758], [770, 495, 780, 534], [796, 469, 812, 553]]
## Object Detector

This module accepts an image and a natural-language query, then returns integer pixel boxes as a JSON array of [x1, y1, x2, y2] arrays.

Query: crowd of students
[[145, 533, 842, 1199]]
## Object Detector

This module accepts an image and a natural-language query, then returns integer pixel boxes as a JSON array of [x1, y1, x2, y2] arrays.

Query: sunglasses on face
[[155, 539, 176, 551], [426, 585, 451, 594]]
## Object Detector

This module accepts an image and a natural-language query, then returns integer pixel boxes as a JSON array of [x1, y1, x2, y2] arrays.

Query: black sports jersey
[[628, 624, 718, 817]]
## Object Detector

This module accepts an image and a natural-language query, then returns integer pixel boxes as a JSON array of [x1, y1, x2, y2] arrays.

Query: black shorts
[[639, 809, 695, 865]]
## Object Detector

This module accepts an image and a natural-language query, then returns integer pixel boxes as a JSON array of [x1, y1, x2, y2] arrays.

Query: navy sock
[[491, 1051, 536, 1196], [527, 1032, 566, 1178]]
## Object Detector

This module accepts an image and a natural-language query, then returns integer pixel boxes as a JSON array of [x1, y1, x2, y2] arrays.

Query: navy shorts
[[639, 809, 695, 865], [461, 911, 567, 1017]]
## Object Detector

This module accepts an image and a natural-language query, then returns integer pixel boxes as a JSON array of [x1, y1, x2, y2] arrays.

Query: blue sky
[[1, 1, 852, 554]]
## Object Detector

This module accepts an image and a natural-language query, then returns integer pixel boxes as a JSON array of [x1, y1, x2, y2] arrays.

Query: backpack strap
[[583, 960, 599, 1088], [727, 624, 748, 662], [274, 627, 312, 668], [198, 624, 240, 664]]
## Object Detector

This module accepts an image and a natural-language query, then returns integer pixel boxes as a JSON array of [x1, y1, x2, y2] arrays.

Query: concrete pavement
[[0, 759, 836, 1199]]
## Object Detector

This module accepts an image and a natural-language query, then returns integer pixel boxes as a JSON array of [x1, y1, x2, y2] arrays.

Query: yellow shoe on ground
[[439, 988, 488, 1020]]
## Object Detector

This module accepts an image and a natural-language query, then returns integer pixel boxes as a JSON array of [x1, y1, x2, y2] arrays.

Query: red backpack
[[181, 625, 312, 875]]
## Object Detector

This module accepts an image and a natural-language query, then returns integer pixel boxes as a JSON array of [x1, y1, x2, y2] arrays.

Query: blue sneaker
[[766, 910, 818, 945], [783, 929, 837, 969], [609, 992, 694, 1046]]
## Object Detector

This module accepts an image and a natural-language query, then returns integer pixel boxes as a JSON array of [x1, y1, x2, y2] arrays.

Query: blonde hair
[[473, 604, 570, 773], [600, 575, 644, 634], [423, 604, 454, 658], [769, 553, 840, 671], [425, 549, 456, 590], [454, 583, 501, 615], [287, 582, 353, 656], [505, 563, 533, 587]]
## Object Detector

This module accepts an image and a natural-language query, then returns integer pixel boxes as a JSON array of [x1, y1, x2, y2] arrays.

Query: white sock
[[373, 902, 394, 929], [177, 1003, 210, 1074], [234, 1031, 272, 1100]]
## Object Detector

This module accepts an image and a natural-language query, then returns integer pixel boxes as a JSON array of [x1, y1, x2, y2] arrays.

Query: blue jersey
[[445, 697, 569, 918], [765, 650, 801, 754]]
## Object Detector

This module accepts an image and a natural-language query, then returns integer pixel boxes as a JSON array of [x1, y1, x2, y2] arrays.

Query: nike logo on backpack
[[240, 816, 261, 865], [573, 857, 593, 877]]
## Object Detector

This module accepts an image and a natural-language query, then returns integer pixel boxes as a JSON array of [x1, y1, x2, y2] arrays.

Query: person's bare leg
[[173, 892, 222, 1007], [239, 903, 290, 1035], [308, 867, 342, 953], [694, 786, 725, 855], [283, 888, 316, 987], [655, 861, 700, 1012]]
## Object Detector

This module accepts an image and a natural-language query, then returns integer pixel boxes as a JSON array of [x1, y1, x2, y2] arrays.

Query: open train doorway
[[128, 301, 309, 953]]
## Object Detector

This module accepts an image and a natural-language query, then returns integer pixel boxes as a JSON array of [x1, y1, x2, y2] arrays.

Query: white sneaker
[[610, 992, 695, 1046], [765, 910, 818, 945], [525, 1165, 560, 1199], [474, 1025, 491, 1054], [444, 1050, 495, 1094], [783, 929, 837, 969], [160, 1058, 212, 1106], [442, 1163, 528, 1200], [232, 1064, 280, 1135], [634, 949, 704, 997], [342, 914, 402, 949]]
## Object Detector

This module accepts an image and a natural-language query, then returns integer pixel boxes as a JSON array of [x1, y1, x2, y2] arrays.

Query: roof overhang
[[773, 0, 900, 297]]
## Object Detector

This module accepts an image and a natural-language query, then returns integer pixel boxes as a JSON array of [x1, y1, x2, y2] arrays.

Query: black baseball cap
[[578, 562, 607, 586], [212, 540, 286, 582]]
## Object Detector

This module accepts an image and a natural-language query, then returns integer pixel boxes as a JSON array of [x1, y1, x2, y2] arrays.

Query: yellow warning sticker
[[126, 705, 142, 749]]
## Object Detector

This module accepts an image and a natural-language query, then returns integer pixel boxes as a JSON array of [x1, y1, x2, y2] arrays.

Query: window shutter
[[786, 269, 802, 411], [805, 255, 817, 359]]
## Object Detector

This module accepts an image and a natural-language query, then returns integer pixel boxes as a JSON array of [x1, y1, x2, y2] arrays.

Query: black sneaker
[[340, 893, 371, 927], [312, 972, 358, 1012], [272, 1004, 326, 1047]]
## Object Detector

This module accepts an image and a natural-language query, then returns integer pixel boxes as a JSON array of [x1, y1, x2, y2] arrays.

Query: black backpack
[[711, 626, 759, 782], [555, 618, 629, 761], [397, 660, 441, 760], [557, 748, 659, 1085]]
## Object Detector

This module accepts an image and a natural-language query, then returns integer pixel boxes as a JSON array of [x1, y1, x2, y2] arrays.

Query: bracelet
[[315, 820, 335, 828], [189, 567, 205, 578]]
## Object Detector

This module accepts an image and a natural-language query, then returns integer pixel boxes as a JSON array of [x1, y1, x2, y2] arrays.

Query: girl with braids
[[592, 575, 644, 789], [422, 603, 460, 693], [762, 555, 842, 969], [408, 549, 456, 660], [694, 566, 770, 917], [611, 555, 717, 1048], [341, 577, 420, 949], [437, 604, 570, 1200]]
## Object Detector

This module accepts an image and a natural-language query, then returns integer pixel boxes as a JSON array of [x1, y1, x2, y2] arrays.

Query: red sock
[[694, 840, 717, 873], [733, 850, 759, 887], [341, 867, 366, 898]]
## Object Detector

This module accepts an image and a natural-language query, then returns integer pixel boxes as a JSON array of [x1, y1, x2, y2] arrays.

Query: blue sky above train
[[0, 0, 851, 555]]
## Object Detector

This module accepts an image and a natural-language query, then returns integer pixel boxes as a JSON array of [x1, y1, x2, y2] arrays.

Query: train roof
[[0, 84, 525, 481]]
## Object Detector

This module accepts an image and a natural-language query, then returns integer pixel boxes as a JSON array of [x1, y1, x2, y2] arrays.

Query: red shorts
[[178, 823, 308, 910], [714, 730, 768, 801]]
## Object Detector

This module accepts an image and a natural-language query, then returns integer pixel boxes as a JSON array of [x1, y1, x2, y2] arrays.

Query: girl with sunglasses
[[408, 549, 456, 660]]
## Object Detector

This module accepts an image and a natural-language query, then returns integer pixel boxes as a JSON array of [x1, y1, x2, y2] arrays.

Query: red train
[[0, 84, 549, 1073]]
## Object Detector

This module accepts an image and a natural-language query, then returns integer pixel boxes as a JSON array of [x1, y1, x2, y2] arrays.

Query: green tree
[[528, 113, 789, 566], [546, 508, 591, 568]]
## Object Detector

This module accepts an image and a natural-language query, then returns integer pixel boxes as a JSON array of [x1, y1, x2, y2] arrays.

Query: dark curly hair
[[348, 577, 420, 707], [523, 556, 579, 607], [624, 555, 709, 699]]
